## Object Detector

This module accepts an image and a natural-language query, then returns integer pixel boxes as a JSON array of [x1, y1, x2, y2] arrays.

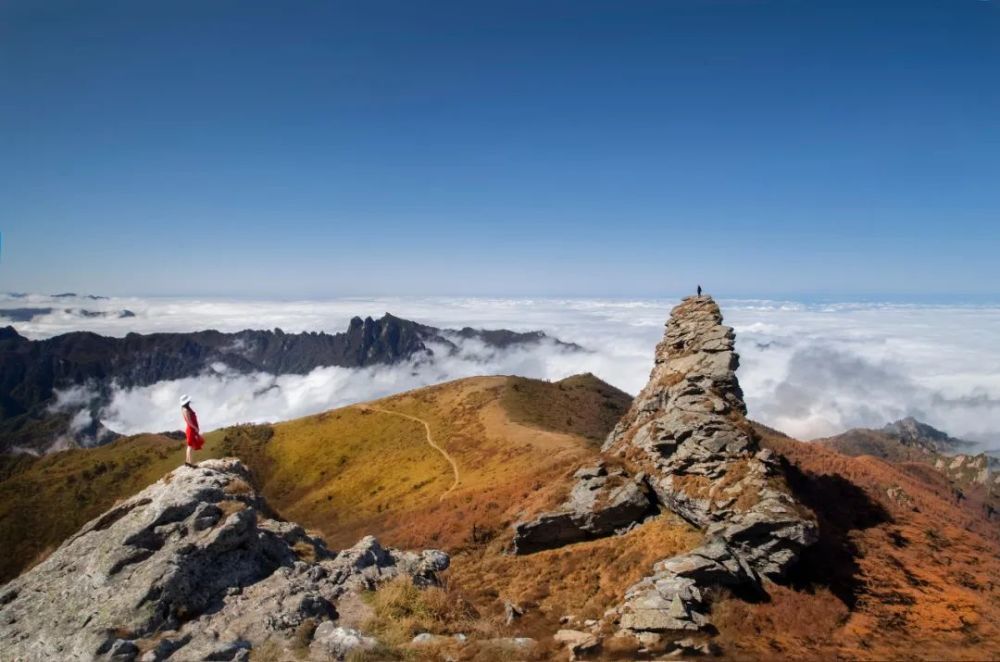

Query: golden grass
[[363, 577, 481, 645], [500, 374, 631, 444], [241, 376, 613, 558], [449, 513, 701, 640]]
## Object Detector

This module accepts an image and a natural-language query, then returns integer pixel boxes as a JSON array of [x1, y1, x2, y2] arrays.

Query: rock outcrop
[[600, 296, 818, 642], [0, 459, 448, 661], [511, 462, 656, 554], [935, 452, 1000, 487]]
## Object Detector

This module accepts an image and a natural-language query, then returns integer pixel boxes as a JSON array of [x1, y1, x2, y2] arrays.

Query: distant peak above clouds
[[818, 416, 975, 459], [0, 312, 585, 453], [2, 292, 999, 452]]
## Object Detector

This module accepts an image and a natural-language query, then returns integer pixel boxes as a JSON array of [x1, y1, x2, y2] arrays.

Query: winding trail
[[355, 405, 460, 500]]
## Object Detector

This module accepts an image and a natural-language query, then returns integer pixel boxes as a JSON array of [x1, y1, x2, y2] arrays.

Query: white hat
[[179, 394, 192, 406]]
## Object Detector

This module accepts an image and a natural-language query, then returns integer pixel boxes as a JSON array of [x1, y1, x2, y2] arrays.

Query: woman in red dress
[[179, 394, 204, 466]]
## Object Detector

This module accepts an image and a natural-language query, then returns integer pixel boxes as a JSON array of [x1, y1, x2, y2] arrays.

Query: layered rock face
[[602, 296, 817, 640], [512, 462, 655, 554], [0, 459, 448, 661]]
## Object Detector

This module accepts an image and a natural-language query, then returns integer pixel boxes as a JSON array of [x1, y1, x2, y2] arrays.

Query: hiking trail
[[356, 405, 460, 500]]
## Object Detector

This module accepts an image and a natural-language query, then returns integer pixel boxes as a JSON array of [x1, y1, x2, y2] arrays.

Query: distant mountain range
[[819, 416, 975, 460], [819, 416, 997, 491], [0, 313, 582, 453], [4, 292, 109, 300]]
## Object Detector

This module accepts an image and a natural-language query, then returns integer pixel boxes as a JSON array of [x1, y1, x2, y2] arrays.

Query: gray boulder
[[512, 462, 655, 554], [310, 623, 377, 660], [0, 459, 448, 661]]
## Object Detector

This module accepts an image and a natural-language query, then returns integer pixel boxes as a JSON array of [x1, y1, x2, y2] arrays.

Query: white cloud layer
[[5, 292, 1000, 448]]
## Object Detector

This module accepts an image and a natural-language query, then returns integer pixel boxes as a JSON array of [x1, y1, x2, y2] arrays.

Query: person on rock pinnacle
[[179, 394, 205, 466], [697, 284, 702, 296]]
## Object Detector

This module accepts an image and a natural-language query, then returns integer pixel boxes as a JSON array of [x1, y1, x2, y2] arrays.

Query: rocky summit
[[0, 459, 448, 661], [513, 295, 818, 650], [602, 295, 818, 641]]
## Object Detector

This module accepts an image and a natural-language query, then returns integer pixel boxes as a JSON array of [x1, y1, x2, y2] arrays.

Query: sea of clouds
[[4, 292, 1000, 448]]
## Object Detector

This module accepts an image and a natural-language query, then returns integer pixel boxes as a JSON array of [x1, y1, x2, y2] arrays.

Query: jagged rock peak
[[881, 416, 973, 453], [0, 459, 448, 661], [604, 295, 746, 460], [601, 296, 818, 646]]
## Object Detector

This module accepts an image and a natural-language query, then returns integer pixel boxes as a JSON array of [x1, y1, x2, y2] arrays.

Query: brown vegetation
[[709, 424, 1000, 660]]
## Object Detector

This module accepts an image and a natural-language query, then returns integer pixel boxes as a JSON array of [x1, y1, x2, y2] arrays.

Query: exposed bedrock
[[0, 459, 448, 661], [509, 296, 817, 647], [512, 462, 656, 554], [602, 295, 818, 642]]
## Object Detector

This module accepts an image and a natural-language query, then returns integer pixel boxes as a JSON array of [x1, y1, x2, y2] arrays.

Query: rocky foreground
[[514, 295, 818, 652], [0, 459, 448, 661]]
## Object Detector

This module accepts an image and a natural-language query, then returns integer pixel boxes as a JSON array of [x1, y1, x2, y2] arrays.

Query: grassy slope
[[0, 375, 646, 582], [500, 373, 631, 445], [249, 375, 616, 550]]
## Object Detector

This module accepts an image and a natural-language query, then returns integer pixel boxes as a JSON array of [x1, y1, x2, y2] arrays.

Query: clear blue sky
[[1, 1, 998, 298]]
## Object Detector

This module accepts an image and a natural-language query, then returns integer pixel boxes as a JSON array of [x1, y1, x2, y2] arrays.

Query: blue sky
[[1, 0, 998, 298]]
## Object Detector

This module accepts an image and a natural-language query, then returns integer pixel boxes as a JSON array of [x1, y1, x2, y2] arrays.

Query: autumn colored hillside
[[711, 424, 1000, 661], [0, 374, 635, 583], [1, 372, 998, 660]]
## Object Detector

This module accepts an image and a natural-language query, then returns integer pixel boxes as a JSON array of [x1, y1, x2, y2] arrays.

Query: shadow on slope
[[781, 460, 892, 609]]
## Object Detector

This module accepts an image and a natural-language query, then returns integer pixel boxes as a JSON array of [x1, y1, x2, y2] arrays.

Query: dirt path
[[355, 405, 460, 500]]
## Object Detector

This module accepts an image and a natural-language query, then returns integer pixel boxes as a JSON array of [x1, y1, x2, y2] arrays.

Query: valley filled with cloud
[[5, 292, 999, 448]]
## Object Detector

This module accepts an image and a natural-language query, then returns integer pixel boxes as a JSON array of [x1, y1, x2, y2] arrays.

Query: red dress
[[184, 407, 205, 450]]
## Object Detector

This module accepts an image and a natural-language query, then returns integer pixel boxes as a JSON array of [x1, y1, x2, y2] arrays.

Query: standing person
[[179, 394, 204, 466], [697, 284, 702, 296]]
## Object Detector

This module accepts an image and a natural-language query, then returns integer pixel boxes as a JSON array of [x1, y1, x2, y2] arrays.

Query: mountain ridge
[[820, 416, 975, 458], [0, 313, 582, 453]]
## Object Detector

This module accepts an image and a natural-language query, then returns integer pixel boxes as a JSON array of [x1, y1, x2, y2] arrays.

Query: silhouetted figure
[[697, 285, 702, 296]]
